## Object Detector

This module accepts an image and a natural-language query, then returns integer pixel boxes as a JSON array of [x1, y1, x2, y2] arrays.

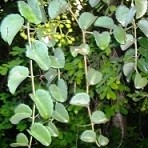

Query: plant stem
[[82, 31, 94, 132], [133, 20, 138, 73], [27, 22, 36, 148]]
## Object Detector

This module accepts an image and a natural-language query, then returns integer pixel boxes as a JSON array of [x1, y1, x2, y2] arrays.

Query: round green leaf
[[89, 0, 100, 7], [87, 68, 102, 85], [46, 122, 59, 137], [52, 102, 69, 123], [18, 1, 41, 24], [113, 25, 126, 44], [94, 16, 115, 29], [28, 122, 51, 146], [138, 19, 148, 38], [48, 0, 68, 19], [120, 34, 134, 51], [50, 48, 65, 68], [26, 40, 51, 71], [98, 135, 109, 146], [8, 66, 29, 94], [15, 104, 32, 114], [78, 12, 97, 30], [134, 73, 148, 89], [93, 31, 110, 50], [80, 130, 96, 143], [123, 62, 134, 76], [10, 113, 32, 125], [33, 89, 53, 120], [91, 111, 108, 124], [70, 93, 90, 107], [10, 133, 28, 147], [135, 0, 148, 19], [0, 14, 24, 45]]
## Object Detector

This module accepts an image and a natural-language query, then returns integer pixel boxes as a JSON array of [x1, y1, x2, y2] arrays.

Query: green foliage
[[0, 0, 148, 147]]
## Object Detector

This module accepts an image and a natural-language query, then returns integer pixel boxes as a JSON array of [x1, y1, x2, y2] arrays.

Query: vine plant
[[0, 0, 148, 147]]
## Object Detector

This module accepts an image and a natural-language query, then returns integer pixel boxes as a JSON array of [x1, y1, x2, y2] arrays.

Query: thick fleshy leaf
[[48, 84, 63, 102], [58, 79, 68, 102], [94, 16, 115, 29], [115, 5, 136, 27], [10, 113, 31, 125], [10, 133, 28, 147], [80, 130, 96, 143], [78, 12, 97, 30], [138, 19, 148, 38], [44, 68, 57, 85], [26, 40, 51, 71], [15, 104, 32, 114], [97, 135, 109, 146], [0, 14, 24, 45], [138, 58, 148, 74], [18, 1, 41, 24], [52, 102, 69, 123], [91, 111, 108, 124], [50, 48, 65, 68], [135, 0, 148, 19], [93, 31, 110, 50], [48, 0, 68, 19], [70, 43, 90, 57], [27, 0, 47, 22], [8, 66, 29, 94], [32, 89, 53, 119], [28, 122, 51, 146], [46, 122, 59, 137], [123, 62, 134, 76], [134, 73, 148, 89], [120, 34, 134, 51], [113, 25, 126, 44], [89, 0, 100, 7], [70, 93, 90, 107], [87, 68, 102, 85]]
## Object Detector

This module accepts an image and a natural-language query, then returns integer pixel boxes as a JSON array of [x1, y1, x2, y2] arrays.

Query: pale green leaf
[[115, 5, 136, 27], [48, 84, 63, 102], [46, 122, 59, 137], [134, 73, 148, 89], [89, 0, 100, 7], [27, 0, 47, 22], [50, 48, 65, 68], [8, 66, 29, 94], [138, 19, 148, 38], [15, 104, 32, 114], [135, 0, 148, 19], [70, 93, 90, 107], [18, 1, 41, 24], [0, 14, 24, 45], [48, 0, 68, 19], [10, 113, 31, 124], [78, 12, 97, 30], [123, 62, 134, 76], [26, 40, 51, 71], [93, 31, 110, 50], [70, 43, 90, 57], [44, 68, 57, 85], [33, 89, 53, 119], [58, 79, 68, 102], [94, 16, 115, 29], [52, 102, 69, 123], [98, 135, 109, 146], [87, 68, 102, 85], [120, 34, 134, 51], [91, 111, 109, 124], [80, 130, 96, 143], [28, 122, 51, 146], [113, 25, 126, 44], [10, 133, 28, 147]]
